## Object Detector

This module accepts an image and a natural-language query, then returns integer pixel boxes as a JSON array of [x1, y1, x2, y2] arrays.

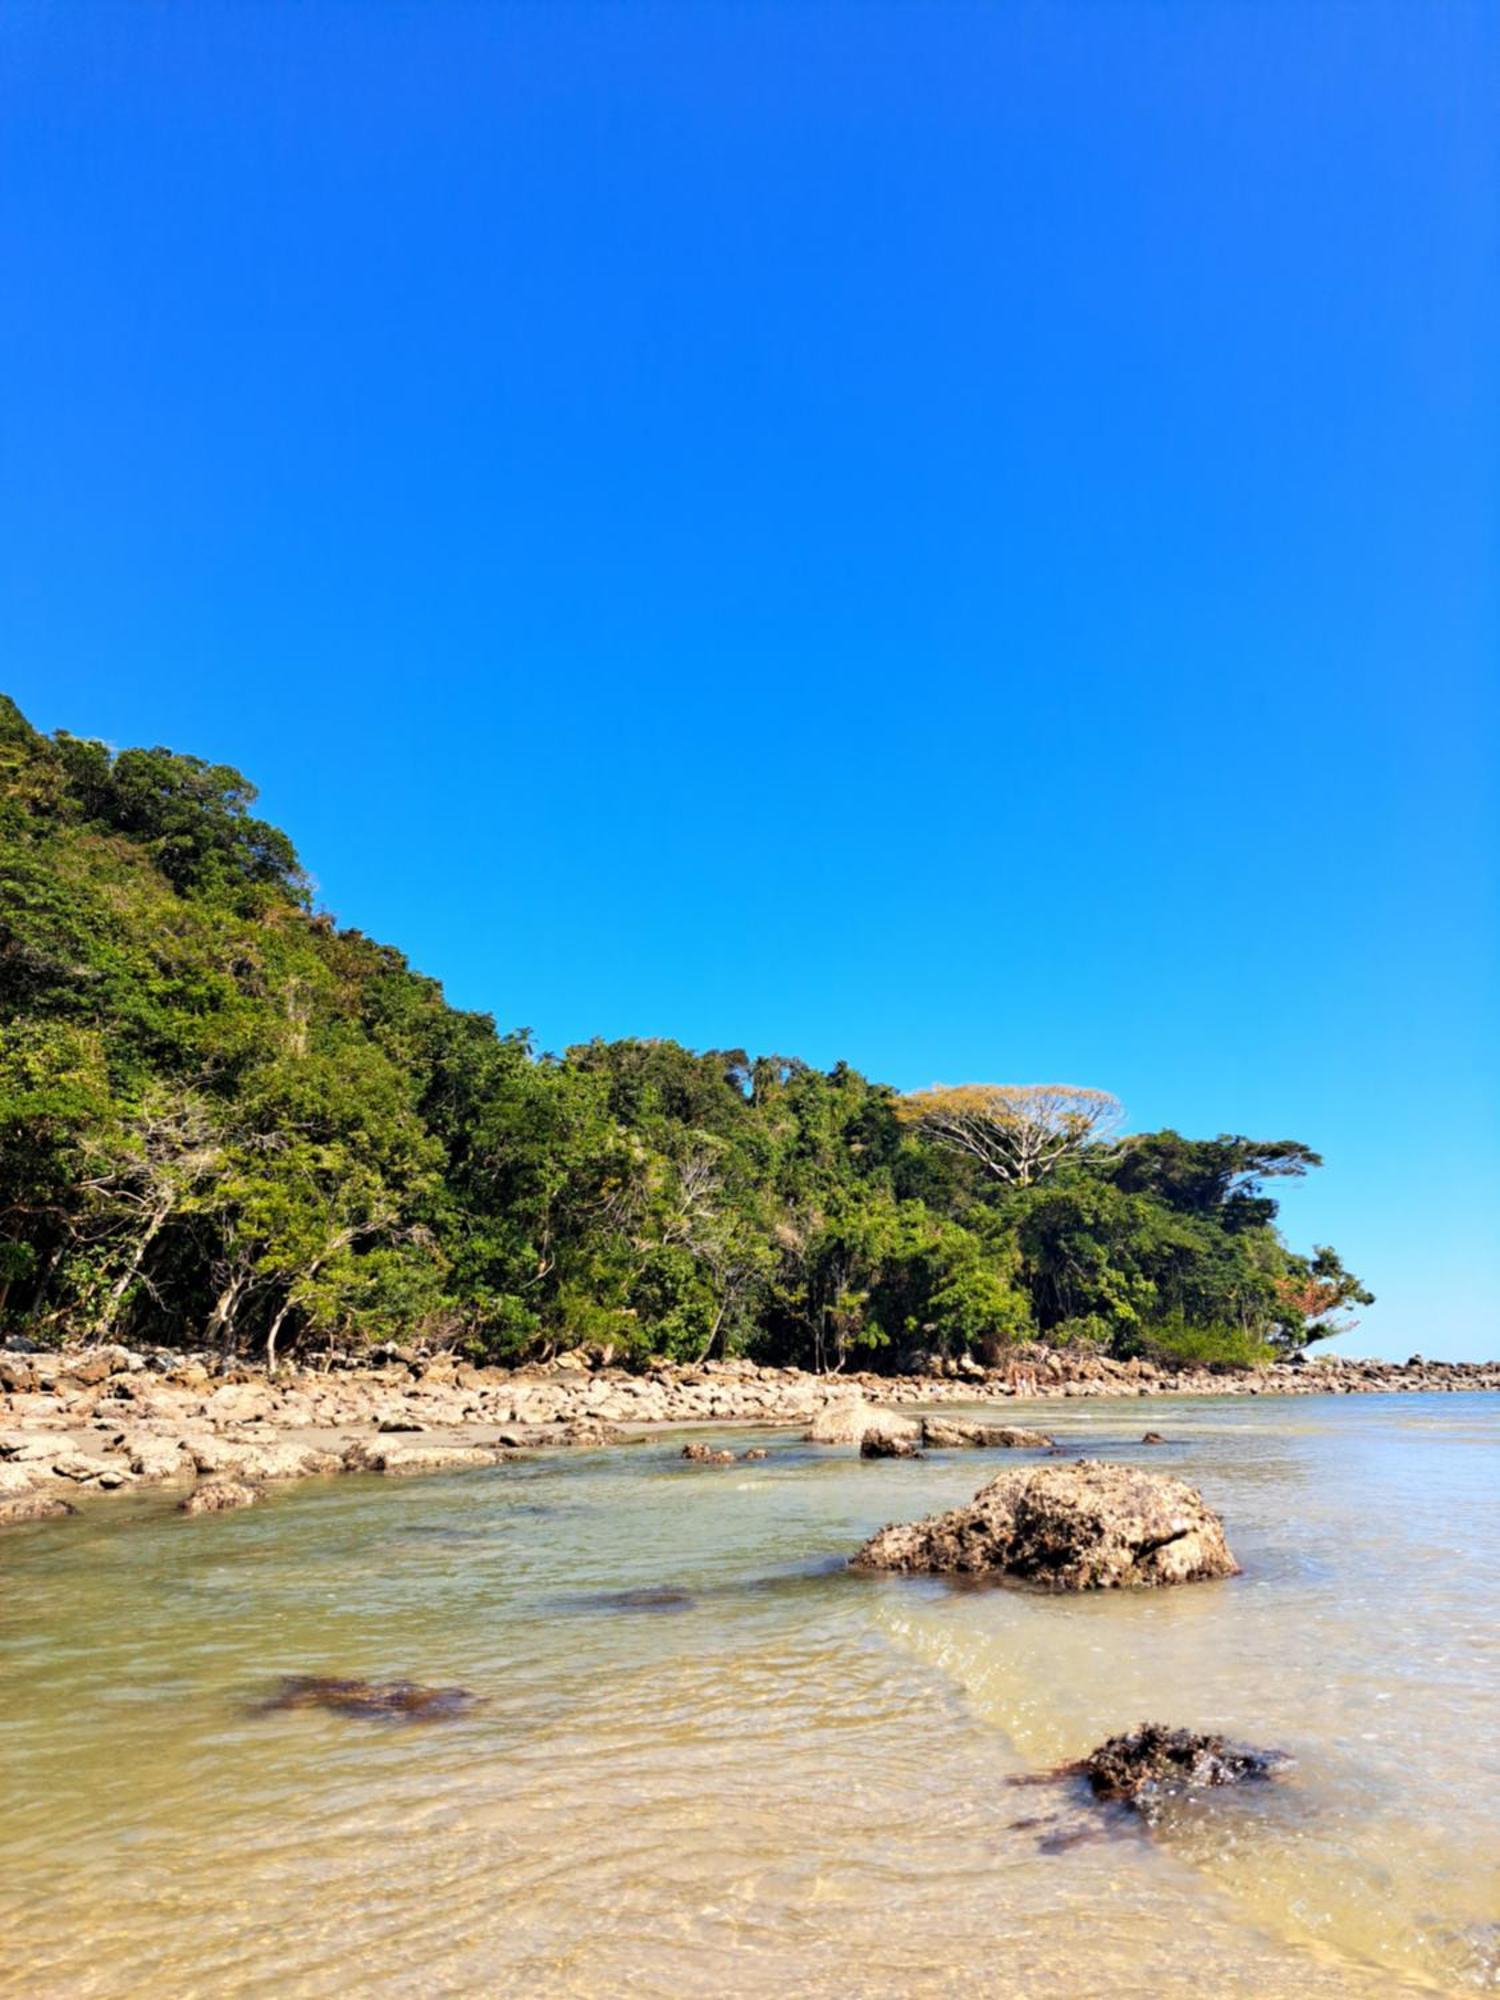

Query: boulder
[[0, 1491, 76, 1526], [49, 1451, 130, 1487], [128, 1437, 192, 1481], [920, 1417, 1055, 1450], [1082, 1723, 1292, 1820], [806, 1400, 920, 1446], [852, 1460, 1239, 1589], [741, 1447, 769, 1461], [187, 1437, 342, 1481], [0, 1354, 37, 1394], [681, 1442, 736, 1463], [180, 1477, 262, 1514], [1141, 1431, 1166, 1446], [860, 1431, 924, 1459], [342, 1441, 501, 1477]]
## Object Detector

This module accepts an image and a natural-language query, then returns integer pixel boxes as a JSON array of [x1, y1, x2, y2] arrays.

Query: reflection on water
[[1, 1393, 1496, 1997]]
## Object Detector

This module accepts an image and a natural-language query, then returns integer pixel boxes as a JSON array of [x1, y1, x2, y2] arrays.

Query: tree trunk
[[208, 1272, 247, 1372], [97, 1199, 172, 1339], [264, 1296, 295, 1378]]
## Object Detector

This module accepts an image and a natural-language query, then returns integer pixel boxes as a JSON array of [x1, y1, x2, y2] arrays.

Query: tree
[[1272, 1245, 1374, 1350], [895, 1083, 1123, 1186]]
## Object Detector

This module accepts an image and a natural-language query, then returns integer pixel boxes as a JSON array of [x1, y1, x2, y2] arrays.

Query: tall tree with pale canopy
[[895, 1085, 1124, 1187]]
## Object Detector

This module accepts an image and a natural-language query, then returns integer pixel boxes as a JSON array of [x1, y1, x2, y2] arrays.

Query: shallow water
[[2, 1393, 1497, 1997]]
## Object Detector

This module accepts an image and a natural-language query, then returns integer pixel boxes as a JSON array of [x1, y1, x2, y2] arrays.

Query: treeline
[[0, 696, 1370, 1372]]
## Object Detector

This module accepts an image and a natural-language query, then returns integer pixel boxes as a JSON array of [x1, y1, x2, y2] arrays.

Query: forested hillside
[[0, 696, 1370, 1370]]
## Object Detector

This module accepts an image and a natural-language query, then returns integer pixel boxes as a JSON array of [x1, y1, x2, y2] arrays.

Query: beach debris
[[852, 1460, 1239, 1589]]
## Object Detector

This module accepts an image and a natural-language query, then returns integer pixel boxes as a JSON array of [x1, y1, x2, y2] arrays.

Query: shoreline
[[2, 1344, 1496, 1526]]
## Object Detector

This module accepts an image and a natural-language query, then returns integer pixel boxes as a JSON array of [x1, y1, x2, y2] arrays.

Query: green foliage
[[0, 694, 1371, 1369], [1125, 1313, 1278, 1371]]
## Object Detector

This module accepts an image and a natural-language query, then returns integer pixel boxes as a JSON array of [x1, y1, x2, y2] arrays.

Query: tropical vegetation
[[0, 696, 1371, 1371]]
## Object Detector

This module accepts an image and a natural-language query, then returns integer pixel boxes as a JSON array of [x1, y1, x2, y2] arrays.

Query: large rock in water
[[920, 1417, 1054, 1450], [852, 1460, 1239, 1589], [806, 1400, 920, 1446]]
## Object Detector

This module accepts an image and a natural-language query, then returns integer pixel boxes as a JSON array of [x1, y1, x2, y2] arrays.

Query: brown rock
[[180, 1477, 262, 1514], [681, 1442, 736, 1463], [852, 1460, 1239, 1589], [0, 1491, 76, 1526], [860, 1431, 924, 1459], [256, 1674, 479, 1721], [342, 1441, 501, 1477], [921, 1417, 1055, 1450], [1082, 1724, 1292, 1819]]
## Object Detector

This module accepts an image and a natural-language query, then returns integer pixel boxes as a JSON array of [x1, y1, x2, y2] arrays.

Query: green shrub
[[1131, 1313, 1275, 1371]]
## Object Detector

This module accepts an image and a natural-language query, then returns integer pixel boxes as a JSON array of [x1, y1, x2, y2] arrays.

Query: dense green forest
[[0, 696, 1371, 1372]]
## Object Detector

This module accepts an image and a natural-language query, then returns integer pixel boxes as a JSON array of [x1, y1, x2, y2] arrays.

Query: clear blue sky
[[3, 4, 1496, 1357]]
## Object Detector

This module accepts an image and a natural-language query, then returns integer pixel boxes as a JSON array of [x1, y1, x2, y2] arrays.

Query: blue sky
[[3, 4, 1495, 1357]]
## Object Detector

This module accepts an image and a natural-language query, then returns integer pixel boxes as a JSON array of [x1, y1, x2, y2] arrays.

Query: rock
[[1141, 1431, 1166, 1445], [180, 1477, 262, 1513], [59, 1346, 140, 1386], [187, 1437, 342, 1481], [0, 1354, 37, 1394], [681, 1442, 736, 1463], [255, 1674, 479, 1721], [806, 1400, 920, 1446], [852, 1460, 1240, 1589], [128, 1438, 192, 1481], [492, 1420, 625, 1449], [49, 1451, 128, 1485], [860, 1431, 924, 1459], [342, 1441, 501, 1477], [0, 1491, 76, 1526], [920, 1417, 1055, 1450], [377, 1415, 426, 1433], [741, 1447, 769, 1461], [1082, 1723, 1292, 1820]]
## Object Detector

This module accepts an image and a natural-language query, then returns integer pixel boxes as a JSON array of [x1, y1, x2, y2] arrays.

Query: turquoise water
[[1, 1393, 1496, 1996]]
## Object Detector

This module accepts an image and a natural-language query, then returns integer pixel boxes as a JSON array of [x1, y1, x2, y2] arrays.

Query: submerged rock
[[256, 1674, 479, 1721], [1141, 1431, 1166, 1446], [920, 1417, 1054, 1450], [180, 1477, 262, 1514], [740, 1446, 769, 1461], [680, 1442, 735, 1463], [578, 1586, 697, 1613], [852, 1460, 1239, 1589], [859, 1431, 924, 1459], [1081, 1723, 1292, 1820]]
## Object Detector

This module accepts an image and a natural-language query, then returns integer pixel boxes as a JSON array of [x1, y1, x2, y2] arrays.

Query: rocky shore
[[1, 1341, 1495, 1525]]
